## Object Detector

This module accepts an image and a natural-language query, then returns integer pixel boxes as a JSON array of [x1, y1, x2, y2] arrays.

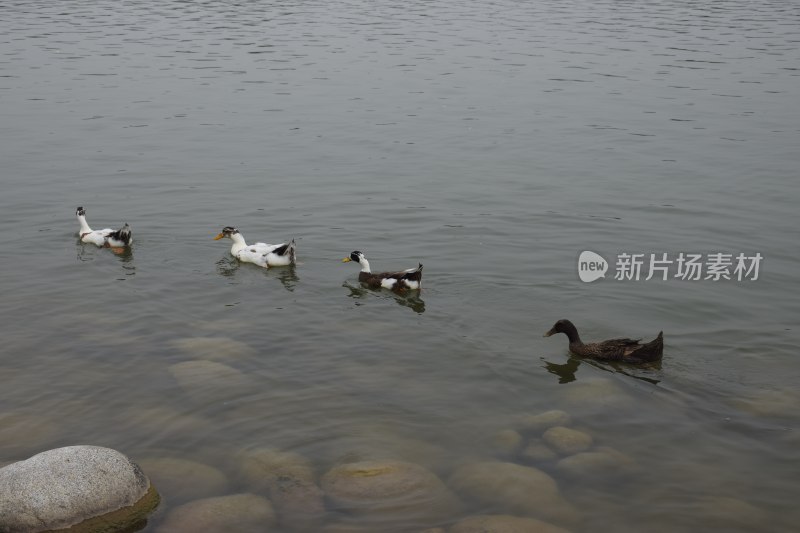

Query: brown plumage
[[342, 251, 422, 292], [544, 319, 663, 363]]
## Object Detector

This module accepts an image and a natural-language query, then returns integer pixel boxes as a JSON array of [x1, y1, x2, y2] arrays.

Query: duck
[[342, 251, 422, 291], [214, 226, 296, 267], [544, 319, 663, 363], [76, 206, 132, 248]]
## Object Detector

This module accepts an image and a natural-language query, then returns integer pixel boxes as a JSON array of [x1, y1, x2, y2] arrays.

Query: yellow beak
[[213, 233, 225, 240], [342, 257, 351, 263]]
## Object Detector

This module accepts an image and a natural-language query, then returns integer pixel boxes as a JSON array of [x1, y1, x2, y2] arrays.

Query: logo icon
[[578, 251, 608, 282]]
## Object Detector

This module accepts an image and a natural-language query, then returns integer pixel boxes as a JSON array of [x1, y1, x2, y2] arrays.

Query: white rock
[[0, 446, 157, 533]]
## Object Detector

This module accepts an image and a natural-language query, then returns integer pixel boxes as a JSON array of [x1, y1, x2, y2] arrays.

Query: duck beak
[[543, 328, 555, 337], [342, 257, 351, 263], [213, 233, 225, 240]]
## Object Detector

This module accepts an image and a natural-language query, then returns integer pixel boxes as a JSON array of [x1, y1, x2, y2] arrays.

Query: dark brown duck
[[544, 319, 663, 363]]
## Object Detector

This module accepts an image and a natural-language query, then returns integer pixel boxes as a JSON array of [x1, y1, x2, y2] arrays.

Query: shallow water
[[1, 0, 798, 531]]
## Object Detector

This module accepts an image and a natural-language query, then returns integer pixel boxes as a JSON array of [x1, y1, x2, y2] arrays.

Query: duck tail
[[639, 331, 664, 361], [109, 223, 133, 245]]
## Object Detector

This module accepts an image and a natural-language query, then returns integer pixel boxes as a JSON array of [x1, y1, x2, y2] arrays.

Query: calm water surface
[[1, 0, 799, 531]]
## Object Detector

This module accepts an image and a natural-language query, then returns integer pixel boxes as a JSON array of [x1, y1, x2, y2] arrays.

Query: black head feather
[[349, 251, 364, 262]]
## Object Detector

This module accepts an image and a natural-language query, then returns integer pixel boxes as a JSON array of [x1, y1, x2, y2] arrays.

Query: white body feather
[[77, 210, 132, 247], [228, 233, 294, 268]]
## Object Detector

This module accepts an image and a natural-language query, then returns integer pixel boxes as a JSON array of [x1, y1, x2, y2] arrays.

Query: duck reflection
[[591, 358, 662, 385], [76, 242, 135, 269], [544, 357, 581, 384], [266, 264, 299, 292], [216, 257, 299, 292], [343, 281, 425, 314], [216, 256, 239, 277], [543, 356, 661, 385]]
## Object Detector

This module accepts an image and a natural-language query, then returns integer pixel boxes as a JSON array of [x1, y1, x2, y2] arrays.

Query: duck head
[[341, 251, 365, 263], [342, 251, 371, 272], [544, 319, 580, 341], [214, 226, 239, 240]]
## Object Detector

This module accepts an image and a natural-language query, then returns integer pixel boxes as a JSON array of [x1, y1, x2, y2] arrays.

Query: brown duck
[[342, 251, 422, 291], [544, 319, 663, 363]]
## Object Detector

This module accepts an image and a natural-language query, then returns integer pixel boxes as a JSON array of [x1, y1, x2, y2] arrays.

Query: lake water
[[1, 0, 798, 531]]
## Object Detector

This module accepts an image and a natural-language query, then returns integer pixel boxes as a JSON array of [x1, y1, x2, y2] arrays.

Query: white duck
[[76, 206, 132, 248], [214, 226, 296, 268]]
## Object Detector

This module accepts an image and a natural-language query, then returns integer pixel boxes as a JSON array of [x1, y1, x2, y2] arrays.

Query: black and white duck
[[76, 206, 132, 248], [342, 251, 422, 291], [214, 226, 296, 268], [544, 319, 663, 363]]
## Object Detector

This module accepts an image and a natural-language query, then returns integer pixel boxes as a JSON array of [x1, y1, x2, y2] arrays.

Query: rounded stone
[[168, 360, 253, 400], [137, 457, 228, 503], [156, 493, 275, 532], [557, 378, 634, 409], [320, 433, 453, 474], [521, 440, 558, 463], [448, 461, 578, 526], [517, 410, 572, 433], [237, 448, 325, 530], [491, 430, 524, 456], [732, 389, 799, 419], [0, 445, 159, 533], [696, 496, 766, 529], [542, 427, 593, 456], [237, 448, 316, 492], [556, 447, 636, 479], [321, 460, 461, 528], [170, 336, 257, 362], [450, 514, 572, 533]]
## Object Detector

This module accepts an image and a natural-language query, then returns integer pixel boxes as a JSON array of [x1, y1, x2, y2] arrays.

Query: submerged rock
[[520, 440, 558, 463], [321, 460, 461, 529], [517, 410, 572, 433], [321, 432, 454, 474], [237, 448, 325, 531], [0, 445, 159, 533], [732, 389, 800, 419], [491, 429, 524, 456], [694, 496, 766, 530], [156, 493, 275, 532], [557, 378, 634, 409], [448, 461, 578, 526], [119, 405, 213, 441], [450, 514, 571, 533], [542, 427, 593, 456], [168, 359, 253, 401], [556, 447, 636, 479], [169, 336, 257, 362], [137, 457, 228, 504]]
